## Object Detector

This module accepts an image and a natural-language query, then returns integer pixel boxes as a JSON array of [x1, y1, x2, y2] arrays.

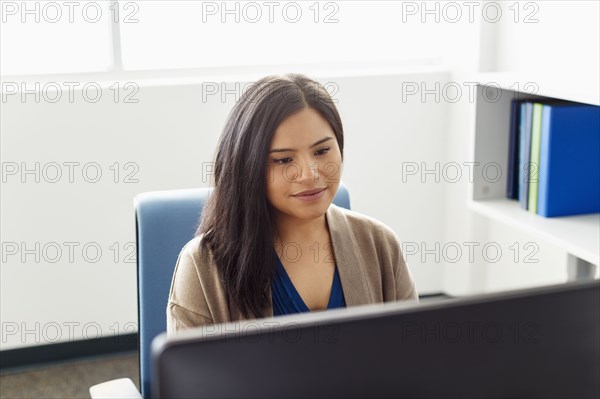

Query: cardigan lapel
[[325, 204, 373, 307]]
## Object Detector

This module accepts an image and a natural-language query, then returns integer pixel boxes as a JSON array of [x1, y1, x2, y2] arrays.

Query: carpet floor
[[0, 351, 139, 399]]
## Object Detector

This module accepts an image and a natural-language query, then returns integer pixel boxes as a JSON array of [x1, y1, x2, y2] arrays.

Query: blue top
[[271, 249, 346, 316]]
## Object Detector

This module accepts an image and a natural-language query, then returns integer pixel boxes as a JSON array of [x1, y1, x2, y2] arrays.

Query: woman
[[167, 73, 418, 334]]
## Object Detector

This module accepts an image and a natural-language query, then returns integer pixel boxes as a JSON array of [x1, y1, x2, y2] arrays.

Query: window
[[119, 1, 445, 70], [1, 1, 446, 75], [0, 0, 113, 75]]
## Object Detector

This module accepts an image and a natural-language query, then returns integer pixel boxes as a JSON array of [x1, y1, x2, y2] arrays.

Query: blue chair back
[[134, 182, 351, 398]]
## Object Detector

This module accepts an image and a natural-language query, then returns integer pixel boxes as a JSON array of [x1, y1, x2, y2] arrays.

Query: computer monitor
[[152, 279, 599, 399]]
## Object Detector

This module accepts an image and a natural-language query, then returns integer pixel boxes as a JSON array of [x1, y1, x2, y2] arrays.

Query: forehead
[[271, 108, 333, 144]]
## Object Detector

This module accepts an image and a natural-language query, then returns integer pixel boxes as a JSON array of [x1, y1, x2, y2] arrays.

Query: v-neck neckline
[[228, 204, 374, 320], [274, 252, 338, 312]]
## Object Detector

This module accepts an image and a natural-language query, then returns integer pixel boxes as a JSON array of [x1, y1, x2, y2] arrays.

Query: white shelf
[[468, 198, 600, 266], [469, 74, 600, 269]]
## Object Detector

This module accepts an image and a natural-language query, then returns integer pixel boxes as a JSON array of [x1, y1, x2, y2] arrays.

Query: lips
[[293, 188, 326, 197]]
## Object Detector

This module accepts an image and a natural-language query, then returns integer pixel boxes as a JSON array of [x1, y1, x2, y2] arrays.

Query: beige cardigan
[[166, 203, 419, 335]]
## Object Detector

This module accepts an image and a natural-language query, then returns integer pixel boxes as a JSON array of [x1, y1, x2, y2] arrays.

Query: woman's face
[[266, 107, 343, 224]]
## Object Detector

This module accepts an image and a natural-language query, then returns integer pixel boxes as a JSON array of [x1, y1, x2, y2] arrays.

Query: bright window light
[[0, 0, 113, 75], [119, 1, 446, 71]]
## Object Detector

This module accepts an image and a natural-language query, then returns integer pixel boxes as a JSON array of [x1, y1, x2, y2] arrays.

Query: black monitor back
[[152, 279, 599, 399]]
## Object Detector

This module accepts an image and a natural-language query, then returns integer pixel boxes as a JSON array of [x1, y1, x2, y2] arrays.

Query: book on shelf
[[507, 100, 600, 217], [537, 103, 600, 217], [506, 99, 520, 200], [528, 103, 544, 214], [517, 102, 533, 209]]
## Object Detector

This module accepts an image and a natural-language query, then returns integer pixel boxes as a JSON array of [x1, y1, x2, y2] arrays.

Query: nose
[[288, 157, 320, 183]]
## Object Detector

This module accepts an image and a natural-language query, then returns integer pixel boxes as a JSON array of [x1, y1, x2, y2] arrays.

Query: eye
[[273, 157, 292, 165], [272, 148, 330, 165]]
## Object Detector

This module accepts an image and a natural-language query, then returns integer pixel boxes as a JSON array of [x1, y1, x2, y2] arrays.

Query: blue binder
[[537, 103, 600, 217], [518, 102, 534, 209]]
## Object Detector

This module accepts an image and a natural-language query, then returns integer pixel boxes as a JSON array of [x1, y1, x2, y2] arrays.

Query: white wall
[[495, 1, 599, 76]]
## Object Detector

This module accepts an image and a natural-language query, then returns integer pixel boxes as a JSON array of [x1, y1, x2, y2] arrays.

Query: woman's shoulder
[[177, 234, 214, 268], [329, 203, 400, 243]]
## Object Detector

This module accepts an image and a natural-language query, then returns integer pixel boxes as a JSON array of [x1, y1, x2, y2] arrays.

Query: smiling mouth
[[293, 188, 326, 197]]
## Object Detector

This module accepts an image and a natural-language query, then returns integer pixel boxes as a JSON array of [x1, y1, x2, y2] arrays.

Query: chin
[[284, 203, 327, 219]]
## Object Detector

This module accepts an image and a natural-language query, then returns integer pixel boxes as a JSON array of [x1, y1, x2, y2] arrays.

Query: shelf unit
[[468, 72, 600, 278]]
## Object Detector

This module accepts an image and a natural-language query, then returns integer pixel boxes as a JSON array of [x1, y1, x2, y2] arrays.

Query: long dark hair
[[196, 73, 344, 319]]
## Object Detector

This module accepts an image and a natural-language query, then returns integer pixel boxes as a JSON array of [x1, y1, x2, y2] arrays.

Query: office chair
[[89, 183, 351, 399]]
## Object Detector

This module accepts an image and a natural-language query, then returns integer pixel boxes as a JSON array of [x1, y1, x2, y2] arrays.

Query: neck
[[273, 213, 329, 247]]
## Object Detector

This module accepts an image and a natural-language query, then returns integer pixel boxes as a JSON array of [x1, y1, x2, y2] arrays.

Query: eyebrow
[[269, 137, 334, 153]]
